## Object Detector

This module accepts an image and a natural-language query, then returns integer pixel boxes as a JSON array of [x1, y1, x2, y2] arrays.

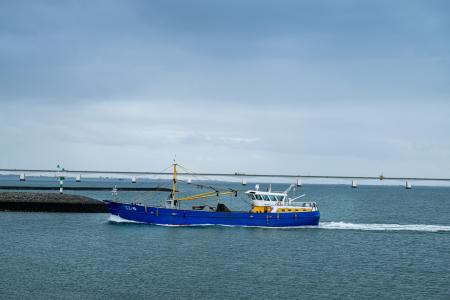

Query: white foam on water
[[106, 215, 450, 232], [108, 215, 144, 224], [318, 222, 450, 233]]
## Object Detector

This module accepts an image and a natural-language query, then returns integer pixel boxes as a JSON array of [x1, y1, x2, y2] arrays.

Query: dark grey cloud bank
[[0, 0, 449, 178]]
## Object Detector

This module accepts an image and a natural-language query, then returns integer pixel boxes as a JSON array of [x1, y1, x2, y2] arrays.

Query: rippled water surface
[[1, 181, 449, 299]]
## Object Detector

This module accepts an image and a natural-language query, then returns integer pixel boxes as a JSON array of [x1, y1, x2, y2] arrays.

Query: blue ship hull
[[105, 201, 320, 227]]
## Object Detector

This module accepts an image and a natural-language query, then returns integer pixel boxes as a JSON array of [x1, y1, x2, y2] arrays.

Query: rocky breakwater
[[0, 192, 108, 213]]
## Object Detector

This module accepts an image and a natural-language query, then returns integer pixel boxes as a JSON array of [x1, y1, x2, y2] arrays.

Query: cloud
[[1, 99, 449, 177], [1, 0, 449, 104], [0, 1, 449, 179]]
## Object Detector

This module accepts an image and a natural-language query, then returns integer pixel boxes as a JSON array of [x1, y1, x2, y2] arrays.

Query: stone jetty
[[0, 192, 108, 213]]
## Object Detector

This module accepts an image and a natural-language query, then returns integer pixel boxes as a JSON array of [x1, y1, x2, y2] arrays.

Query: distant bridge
[[0, 168, 449, 182]]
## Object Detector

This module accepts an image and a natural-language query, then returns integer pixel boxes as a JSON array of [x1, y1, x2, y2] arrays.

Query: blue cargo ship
[[105, 162, 320, 227]]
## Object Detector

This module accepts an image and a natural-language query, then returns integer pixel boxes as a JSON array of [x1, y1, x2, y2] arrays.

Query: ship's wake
[[107, 215, 450, 232], [108, 215, 144, 224], [318, 222, 450, 233]]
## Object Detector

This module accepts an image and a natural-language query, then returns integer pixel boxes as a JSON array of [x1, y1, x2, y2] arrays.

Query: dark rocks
[[0, 192, 108, 213]]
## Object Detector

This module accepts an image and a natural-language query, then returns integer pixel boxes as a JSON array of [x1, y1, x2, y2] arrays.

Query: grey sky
[[0, 0, 449, 178]]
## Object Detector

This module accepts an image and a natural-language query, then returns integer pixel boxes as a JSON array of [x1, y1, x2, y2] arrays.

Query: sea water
[[0, 181, 449, 299]]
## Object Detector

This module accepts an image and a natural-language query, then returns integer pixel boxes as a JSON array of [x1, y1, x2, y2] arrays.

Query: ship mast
[[172, 160, 177, 202], [167, 161, 237, 205], [165, 160, 178, 209]]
